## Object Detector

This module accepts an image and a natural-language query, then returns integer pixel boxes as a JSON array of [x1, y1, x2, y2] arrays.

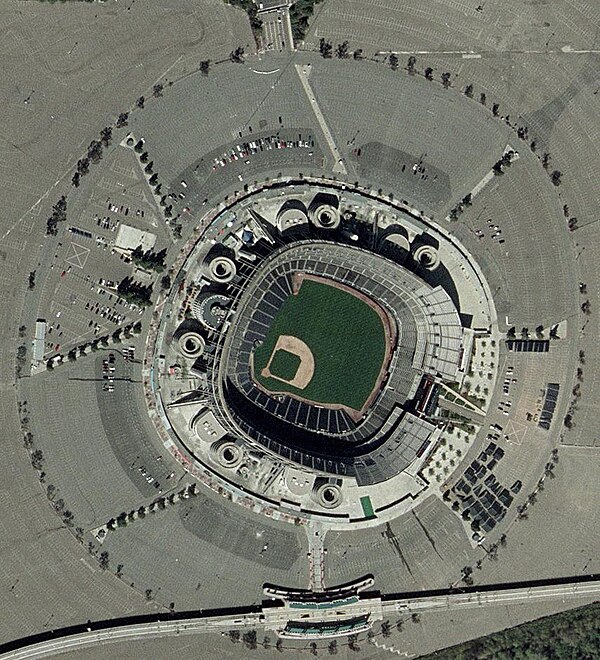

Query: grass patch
[[253, 278, 387, 411], [269, 349, 301, 381], [420, 601, 600, 659]]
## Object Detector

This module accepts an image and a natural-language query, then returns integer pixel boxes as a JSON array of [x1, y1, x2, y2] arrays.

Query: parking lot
[[34, 146, 173, 364], [2, 0, 600, 652]]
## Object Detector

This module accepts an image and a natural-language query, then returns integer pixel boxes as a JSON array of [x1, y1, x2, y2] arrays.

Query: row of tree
[[131, 246, 167, 273], [117, 276, 153, 307], [72, 127, 113, 188], [45, 195, 67, 235]]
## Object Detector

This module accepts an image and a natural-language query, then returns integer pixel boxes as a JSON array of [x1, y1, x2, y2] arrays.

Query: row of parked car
[[449, 440, 522, 535]]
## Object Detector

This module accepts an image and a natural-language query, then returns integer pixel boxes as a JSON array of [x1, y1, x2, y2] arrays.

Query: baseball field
[[252, 276, 390, 412]]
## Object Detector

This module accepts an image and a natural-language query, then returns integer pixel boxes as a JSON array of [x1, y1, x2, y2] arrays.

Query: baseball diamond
[[261, 335, 315, 389], [252, 274, 393, 415]]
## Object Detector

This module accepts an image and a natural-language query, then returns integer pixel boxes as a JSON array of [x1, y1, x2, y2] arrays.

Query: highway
[[2, 579, 599, 658]]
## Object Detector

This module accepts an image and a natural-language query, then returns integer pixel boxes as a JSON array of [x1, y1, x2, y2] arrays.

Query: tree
[[72, 172, 81, 188], [199, 59, 211, 75], [136, 96, 145, 109], [319, 38, 332, 58], [100, 126, 112, 147], [116, 112, 129, 128], [134, 140, 144, 153], [310, 641, 318, 655], [335, 40, 349, 58], [492, 103, 500, 116], [88, 140, 103, 163], [407, 55, 416, 74], [327, 639, 338, 654], [348, 634, 360, 652], [381, 620, 391, 637], [160, 274, 171, 290], [541, 152, 551, 169], [441, 72, 451, 88], [242, 630, 257, 649], [464, 83, 474, 97], [479, 92, 487, 105], [353, 48, 363, 60], [152, 83, 164, 97], [230, 46, 245, 63], [424, 67, 434, 80], [517, 126, 528, 140], [139, 151, 149, 163], [389, 54, 399, 70], [28, 270, 36, 290], [77, 157, 89, 175], [551, 170, 562, 186], [145, 588, 153, 601], [99, 551, 109, 570]]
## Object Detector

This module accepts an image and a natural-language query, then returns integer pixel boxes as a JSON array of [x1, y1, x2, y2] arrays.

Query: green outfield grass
[[252, 277, 388, 411]]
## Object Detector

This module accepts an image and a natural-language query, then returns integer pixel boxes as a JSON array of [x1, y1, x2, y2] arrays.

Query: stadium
[[155, 180, 490, 517], [216, 238, 463, 485]]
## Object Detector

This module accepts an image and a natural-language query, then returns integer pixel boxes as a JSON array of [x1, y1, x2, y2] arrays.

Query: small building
[[255, 0, 290, 11], [33, 319, 46, 362], [115, 224, 156, 253]]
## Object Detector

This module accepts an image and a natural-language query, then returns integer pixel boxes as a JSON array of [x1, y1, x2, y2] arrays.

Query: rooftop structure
[[114, 224, 156, 253], [32, 320, 46, 363]]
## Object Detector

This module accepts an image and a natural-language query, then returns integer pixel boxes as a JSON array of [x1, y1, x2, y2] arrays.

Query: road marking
[[80, 557, 96, 573], [250, 68, 281, 75]]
